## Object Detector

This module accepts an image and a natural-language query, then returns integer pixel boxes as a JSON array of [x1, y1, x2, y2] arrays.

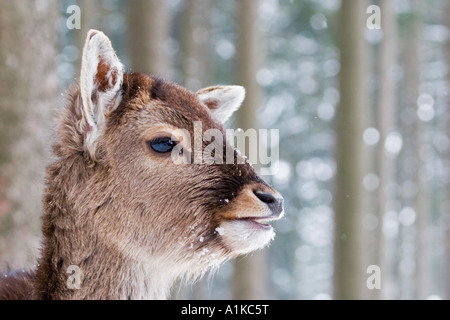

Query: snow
[[240, 234, 249, 240]]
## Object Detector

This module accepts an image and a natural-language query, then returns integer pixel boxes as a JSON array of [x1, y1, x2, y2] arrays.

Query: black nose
[[254, 191, 284, 216]]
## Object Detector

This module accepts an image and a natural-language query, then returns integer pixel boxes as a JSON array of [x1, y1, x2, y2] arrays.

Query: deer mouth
[[218, 211, 283, 255], [234, 213, 283, 230], [240, 218, 272, 230]]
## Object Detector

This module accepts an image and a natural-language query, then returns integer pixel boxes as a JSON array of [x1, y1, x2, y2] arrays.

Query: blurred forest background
[[0, 0, 449, 300]]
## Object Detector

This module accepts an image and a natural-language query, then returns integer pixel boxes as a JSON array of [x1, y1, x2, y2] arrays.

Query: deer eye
[[147, 137, 176, 153]]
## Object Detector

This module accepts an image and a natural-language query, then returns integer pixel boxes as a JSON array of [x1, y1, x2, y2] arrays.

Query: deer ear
[[80, 29, 123, 151], [197, 86, 245, 124]]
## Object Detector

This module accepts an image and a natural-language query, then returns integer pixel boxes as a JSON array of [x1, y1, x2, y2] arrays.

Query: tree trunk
[[180, 0, 212, 90], [445, 0, 450, 301], [232, 0, 267, 300], [403, 7, 431, 300], [75, 0, 105, 70], [0, 1, 59, 270], [374, 0, 398, 299], [333, 0, 368, 300], [127, 0, 170, 76]]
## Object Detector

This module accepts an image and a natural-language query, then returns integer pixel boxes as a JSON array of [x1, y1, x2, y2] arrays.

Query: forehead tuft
[[118, 73, 222, 131]]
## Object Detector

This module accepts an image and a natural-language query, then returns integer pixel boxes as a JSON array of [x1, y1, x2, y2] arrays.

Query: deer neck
[[35, 239, 172, 299], [34, 156, 173, 300]]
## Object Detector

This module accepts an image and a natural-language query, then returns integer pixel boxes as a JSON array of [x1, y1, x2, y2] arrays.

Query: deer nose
[[254, 191, 284, 216]]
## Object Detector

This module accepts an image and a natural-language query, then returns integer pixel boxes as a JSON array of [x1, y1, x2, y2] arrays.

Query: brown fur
[[0, 271, 34, 300], [0, 33, 282, 300]]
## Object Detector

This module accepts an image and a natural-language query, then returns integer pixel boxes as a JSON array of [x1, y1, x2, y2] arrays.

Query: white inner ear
[[197, 86, 245, 124], [80, 29, 123, 152]]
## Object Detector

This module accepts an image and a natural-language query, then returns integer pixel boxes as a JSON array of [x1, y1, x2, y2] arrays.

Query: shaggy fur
[[0, 30, 283, 300]]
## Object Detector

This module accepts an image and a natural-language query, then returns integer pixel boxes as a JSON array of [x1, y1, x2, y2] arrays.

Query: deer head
[[35, 30, 283, 299]]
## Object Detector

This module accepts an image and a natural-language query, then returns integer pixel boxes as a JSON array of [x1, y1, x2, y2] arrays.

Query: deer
[[0, 30, 284, 300]]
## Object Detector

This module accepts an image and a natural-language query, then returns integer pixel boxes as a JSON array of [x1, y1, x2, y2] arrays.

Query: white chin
[[218, 219, 276, 255]]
